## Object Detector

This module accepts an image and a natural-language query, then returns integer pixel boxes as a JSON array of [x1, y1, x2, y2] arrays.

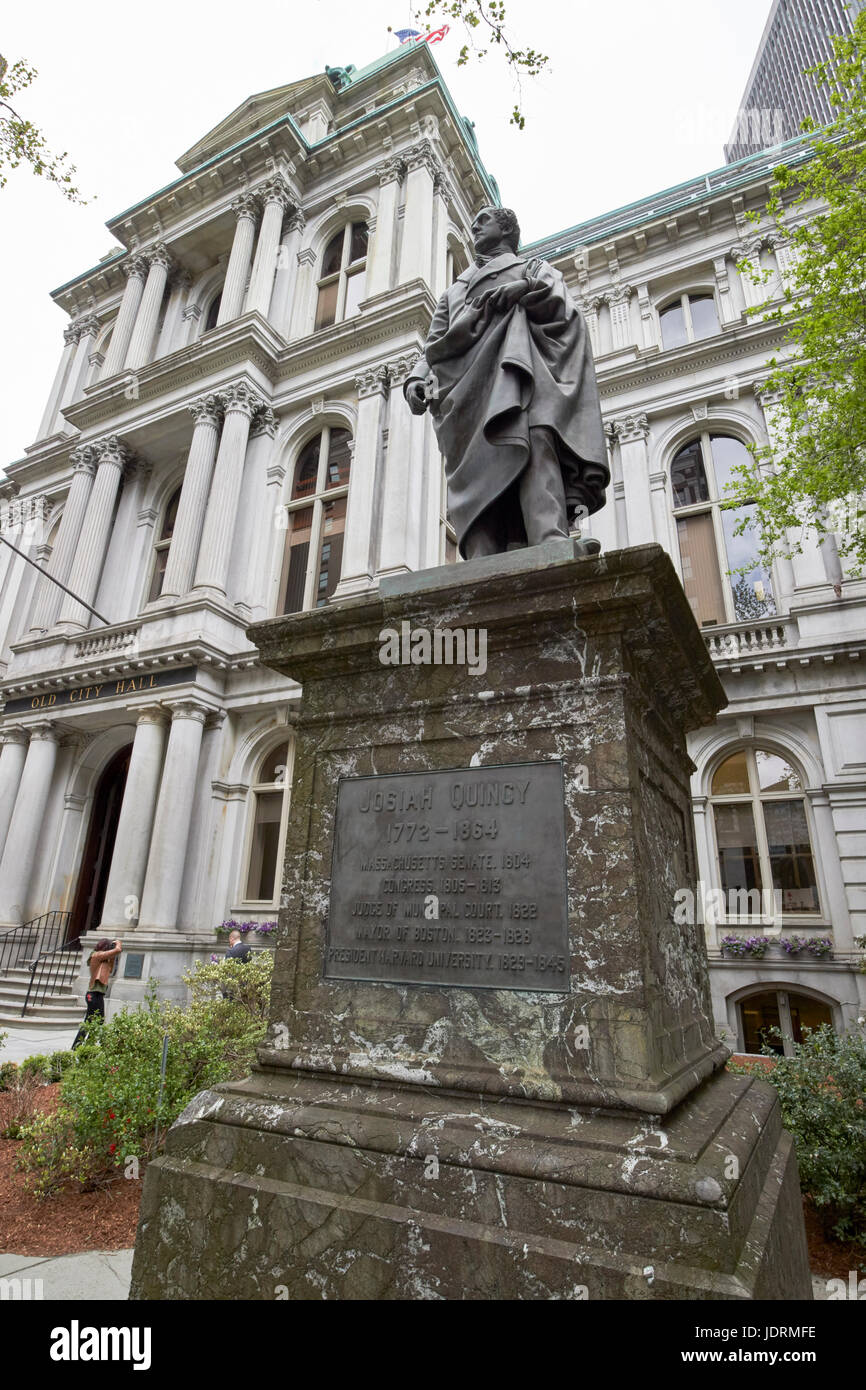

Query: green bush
[[753, 1024, 866, 1253], [18, 953, 272, 1196], [0, 1059, 17, 1091]]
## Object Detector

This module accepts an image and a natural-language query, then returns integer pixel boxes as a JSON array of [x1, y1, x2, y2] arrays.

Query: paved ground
[[0, 1024, 78, 1063], [0, 1249, 134, 1300]]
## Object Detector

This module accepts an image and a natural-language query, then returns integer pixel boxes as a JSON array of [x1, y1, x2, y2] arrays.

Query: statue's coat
[[406, 251, 609, 555]]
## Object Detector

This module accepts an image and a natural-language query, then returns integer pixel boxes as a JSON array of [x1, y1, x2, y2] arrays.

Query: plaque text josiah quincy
[[326, 761, 569, 991]]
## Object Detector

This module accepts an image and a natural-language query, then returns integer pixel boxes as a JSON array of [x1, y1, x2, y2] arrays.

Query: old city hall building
[[0, 40, 864, 1047]]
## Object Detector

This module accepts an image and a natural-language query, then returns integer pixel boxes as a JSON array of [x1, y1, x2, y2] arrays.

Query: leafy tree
[[393, 2, 549, 127], [725, 12, 866, 576], [0, 54, 85, 202]]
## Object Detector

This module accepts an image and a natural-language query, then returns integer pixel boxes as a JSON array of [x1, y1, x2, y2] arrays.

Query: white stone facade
[[0, 43, 864, 1043]]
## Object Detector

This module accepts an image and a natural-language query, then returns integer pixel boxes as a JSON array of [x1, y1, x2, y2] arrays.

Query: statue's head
[[471, 205, 521, 255]]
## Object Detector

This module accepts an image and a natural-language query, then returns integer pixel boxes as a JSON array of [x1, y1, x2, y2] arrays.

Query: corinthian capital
[[612, 413, 650, 445], [220, 381, 266, 418], [69, 444, 99, 476], [74, 314, 102, 342], [376, 156, 406, 186], [402, 139, 440, 178], [123, 254, 150, 282], [231, 190, 261, 224], [146, 242, 174, 272], [63, 322, 80, 347], [258, 174, 294, 212], [95, 434, 134, 469], [188, 393, 225, 431], [250, 404, 278, 439], [355, 364, 390, 399], [604, 283, 633, 306]]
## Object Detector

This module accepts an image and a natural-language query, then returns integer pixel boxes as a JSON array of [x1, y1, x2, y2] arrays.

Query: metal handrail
[[21, 935, 82, 1017], [0, 911, 71, 976]]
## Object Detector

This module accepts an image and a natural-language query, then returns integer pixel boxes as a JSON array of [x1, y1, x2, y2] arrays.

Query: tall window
[[147, 486, 181, 602], [280, 427, 352, 613], [659, 292, 719, 350], [672, 433, 775, 626], [711, 748, 820, 917], [204, 291, 222, 333], [244, 742, 292, 903], [315, 223, 368, 330]]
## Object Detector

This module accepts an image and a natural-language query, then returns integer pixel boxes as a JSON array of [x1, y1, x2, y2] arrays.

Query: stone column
[[733, 238, 766, 311], [0, 723, 59, 924], [125, 245, 173, 371], [218, 193, 260, 324], [397, 141, 437, 288], [754, 381, 797, 605], [431, 169, 453, 299], [649, 470, 673, 558], [605, 284, 634, 351], [159, 395, 224, 600], [366, 158, 405, 298], [57, 436, 131, 628], [37, 324, 79, 440], [138, 702, 209, 930], [193, 383, 264, 597], [376, 355, 427, 577], [0, 727, 29, 860], [58, 315, 101, 416], [28, 446, 97, 632], [100, 706, 169, 930], [613, 414, 654, 546], [180, 301, 202, 348], [289, 247, 317, 338], [269, 210, 305, 338], [245, 176, 293, 318], [101, 256, 149, 377], [332, 366, 389, 598]]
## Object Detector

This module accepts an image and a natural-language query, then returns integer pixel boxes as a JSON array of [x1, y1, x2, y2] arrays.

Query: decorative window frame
[[237, 734, 296, 910]]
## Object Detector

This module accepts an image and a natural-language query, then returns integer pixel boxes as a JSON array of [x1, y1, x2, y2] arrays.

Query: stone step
[[0, 1008, 81, 1028], [0, 978, 78, 997]]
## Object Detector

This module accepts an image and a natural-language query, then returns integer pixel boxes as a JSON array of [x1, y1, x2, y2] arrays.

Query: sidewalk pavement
[[0, 1025, 78, 1063], [0, 1249, 133, 1299]]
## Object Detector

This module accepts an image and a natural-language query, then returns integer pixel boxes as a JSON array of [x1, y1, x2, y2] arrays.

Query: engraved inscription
[[326, 762, 570, 991]]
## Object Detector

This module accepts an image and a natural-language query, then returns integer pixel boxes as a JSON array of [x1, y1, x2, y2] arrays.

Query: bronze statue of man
[[405, 206, 609, 559]]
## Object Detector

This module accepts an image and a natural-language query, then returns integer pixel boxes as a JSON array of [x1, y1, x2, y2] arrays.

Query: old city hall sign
[[2, 666, 198, 715]]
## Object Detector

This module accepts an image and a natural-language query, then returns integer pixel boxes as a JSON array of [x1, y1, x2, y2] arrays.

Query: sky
[[0, 0, 773, 466]]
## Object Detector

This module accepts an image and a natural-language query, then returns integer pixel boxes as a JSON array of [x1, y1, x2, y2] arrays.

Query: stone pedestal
[[131, 543, 812, 1300]]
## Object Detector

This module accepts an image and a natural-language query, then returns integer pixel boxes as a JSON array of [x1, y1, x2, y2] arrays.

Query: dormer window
[[315, 222, 368, 330], [659, 293, 719, 350]]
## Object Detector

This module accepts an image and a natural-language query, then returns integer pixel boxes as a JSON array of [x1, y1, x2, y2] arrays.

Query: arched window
[[204, 291, 222, 333], [243, 741, 293, 904], [446, 241, 470, 287], [738, 989, 834, 1056], [147, 486, 181, 603], [672, 433, 774, 626], [279, 427, 352, 613], [659, 292, 719, 350], [314, 222, 368, 330], [711, 747, 819, 917]]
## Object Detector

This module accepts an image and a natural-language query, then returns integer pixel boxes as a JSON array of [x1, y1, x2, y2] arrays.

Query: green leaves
[[414, 2, 550, 126], [0, 54, 86, 203], [725, 13, 866, 577]]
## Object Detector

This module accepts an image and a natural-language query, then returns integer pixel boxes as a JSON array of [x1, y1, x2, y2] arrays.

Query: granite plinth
[[131, 544, 812, 1300]]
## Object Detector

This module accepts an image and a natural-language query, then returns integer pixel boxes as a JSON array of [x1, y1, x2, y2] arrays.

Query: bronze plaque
[[325, 761, 569, 992]]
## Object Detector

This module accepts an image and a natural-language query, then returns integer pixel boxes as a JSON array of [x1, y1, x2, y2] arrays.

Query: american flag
[[393, 24, 450, 45]]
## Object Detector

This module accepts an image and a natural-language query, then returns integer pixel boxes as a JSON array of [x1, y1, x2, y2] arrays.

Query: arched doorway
[[67, 745, 131, 942], [737, 987, 835, 1056]]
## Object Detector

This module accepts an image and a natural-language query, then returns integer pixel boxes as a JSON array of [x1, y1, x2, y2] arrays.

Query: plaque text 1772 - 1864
[[326, 761, 570, 992]]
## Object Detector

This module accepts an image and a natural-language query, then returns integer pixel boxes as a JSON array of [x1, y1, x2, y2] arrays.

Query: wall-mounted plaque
[[326, 761, 570, 992], [123, 953, 145, 980]]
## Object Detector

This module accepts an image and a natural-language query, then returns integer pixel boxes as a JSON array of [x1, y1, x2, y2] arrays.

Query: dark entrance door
[[67, 745, 131, 943]]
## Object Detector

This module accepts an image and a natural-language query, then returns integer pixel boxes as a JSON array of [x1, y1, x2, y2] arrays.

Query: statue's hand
[[471, 281, 528, 315], [406, 380, 428, 416]]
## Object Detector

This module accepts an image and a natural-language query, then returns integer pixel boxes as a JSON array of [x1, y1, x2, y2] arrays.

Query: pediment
[[176, 75, 327, 172]]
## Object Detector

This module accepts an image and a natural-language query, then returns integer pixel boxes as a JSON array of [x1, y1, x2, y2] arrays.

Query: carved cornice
[[612, 413, 650, 445]]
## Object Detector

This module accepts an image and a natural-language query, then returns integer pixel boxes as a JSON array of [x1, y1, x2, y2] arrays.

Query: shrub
[[0, 1059, 17, 1091], [18, 1051, 72, 1083], [1, 1070, 44, 1139], [18, 955, 273, 1196], [755, 1024, 866, 1254]]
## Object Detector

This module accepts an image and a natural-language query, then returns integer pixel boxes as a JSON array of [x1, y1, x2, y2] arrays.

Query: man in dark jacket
[[225, 930, 252, 963]]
